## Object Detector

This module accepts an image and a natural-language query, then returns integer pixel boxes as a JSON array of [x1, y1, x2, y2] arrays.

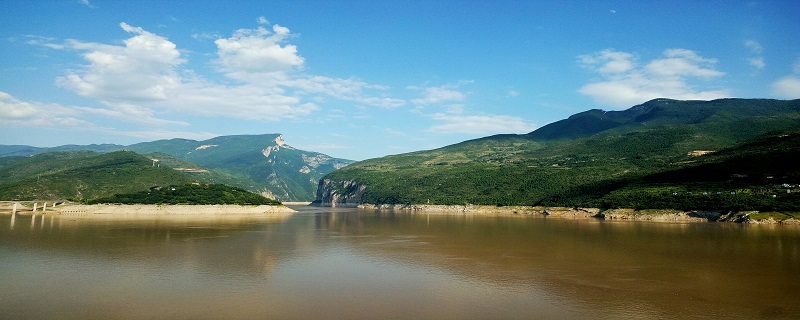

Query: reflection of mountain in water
[[311, 210, 800, 319], [1, 214, 301, 278], [3, 209, 800, 319]]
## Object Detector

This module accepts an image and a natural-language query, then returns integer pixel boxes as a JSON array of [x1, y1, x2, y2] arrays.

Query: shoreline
[[0, 202, 296, 217], [354, 204, 800, 225]]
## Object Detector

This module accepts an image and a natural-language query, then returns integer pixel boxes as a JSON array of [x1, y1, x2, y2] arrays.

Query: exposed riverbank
[[0, 202, 295, 218], [355, 204, 800, 225]]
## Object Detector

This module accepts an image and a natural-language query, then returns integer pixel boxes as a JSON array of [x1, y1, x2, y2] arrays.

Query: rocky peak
[[262, 135, 286, 159]]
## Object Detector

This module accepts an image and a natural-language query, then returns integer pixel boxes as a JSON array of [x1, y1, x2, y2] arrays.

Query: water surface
[[2, 207, 799, 319]]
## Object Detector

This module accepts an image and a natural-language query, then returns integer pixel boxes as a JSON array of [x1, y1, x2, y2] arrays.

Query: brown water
[[1, 206, 799, 319]]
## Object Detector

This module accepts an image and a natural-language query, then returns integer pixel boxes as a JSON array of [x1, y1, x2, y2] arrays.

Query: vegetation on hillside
[[593, 131, 800, 211], [320, 98, 800, 211], [125, 134, 353, 201], [0, 151, 193, 201], [0, 134, 353, 202], [87, 183, 281, 205]]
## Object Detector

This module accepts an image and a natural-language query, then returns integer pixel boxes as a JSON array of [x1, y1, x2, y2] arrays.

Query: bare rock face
[[312, 179, 366, 207]]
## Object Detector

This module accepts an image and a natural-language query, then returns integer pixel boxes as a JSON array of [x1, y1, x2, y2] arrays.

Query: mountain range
[[315, 98, 800, 212], [0, 134, 352, 202], [4, 98, 799, 210]]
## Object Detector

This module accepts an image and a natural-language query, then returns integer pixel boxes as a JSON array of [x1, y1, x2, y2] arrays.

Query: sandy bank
[[356, 204, 800, 225], [55, 204, 295, 214]]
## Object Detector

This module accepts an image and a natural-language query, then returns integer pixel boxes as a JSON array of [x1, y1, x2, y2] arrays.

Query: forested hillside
[[125, 134, 352, 201], [88, 183, 282, 205], [0, 151, 192, 201], [317, 98, 800, 211], [0, 134, 353, 201]]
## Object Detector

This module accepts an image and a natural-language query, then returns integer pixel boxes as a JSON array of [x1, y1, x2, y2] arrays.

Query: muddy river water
[[2, 206, 799, 319]]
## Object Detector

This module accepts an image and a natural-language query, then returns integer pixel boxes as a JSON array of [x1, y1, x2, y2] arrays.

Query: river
[[1, 206, 799, 319]]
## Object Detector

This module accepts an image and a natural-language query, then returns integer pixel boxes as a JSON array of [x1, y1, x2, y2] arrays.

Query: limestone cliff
[[312, 179, 366, 207]]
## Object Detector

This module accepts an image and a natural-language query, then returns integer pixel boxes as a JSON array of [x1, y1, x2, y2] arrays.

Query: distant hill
[[0, 134, 353, 201], [87, 183, 282, 205], [125, 134, 352, 201], [315, 98, 800, 211], [0, 151, 193, 201], [526, 98, 800, 142]]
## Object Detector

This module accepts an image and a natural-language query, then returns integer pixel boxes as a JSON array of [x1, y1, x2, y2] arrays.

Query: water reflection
[[1, 209, 799, 319], [306, 209, 800, 319]]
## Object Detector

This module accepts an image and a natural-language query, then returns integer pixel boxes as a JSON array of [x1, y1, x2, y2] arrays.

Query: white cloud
[[444, 104, 465, 114], [771, 76, 800, 99], [214, 25, 304, 79], [769, 57, 800, 99], [24, 35, 64, 49], [427, 113, 536, 135], [578, 49, 730, 107], [41, 21, 404, 126], [578, 49, 635, 74], [191, 32, 221, 40], [167, 80, 320, 120], [57, 22, 184, 102], [288, 75, 405, 108], [257, 16, 270, 25], [0, 91, 90, 127], [0, 91, 223, 141], [744, 40, 765, 71], [409, 84, 468, 105], [749, 57, 765, 70], [645, 49, 724, 78], [76, 102, 190, 127]]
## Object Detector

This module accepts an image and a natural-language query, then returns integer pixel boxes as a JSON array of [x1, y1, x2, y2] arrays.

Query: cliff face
[[312, 179, 366, 207]]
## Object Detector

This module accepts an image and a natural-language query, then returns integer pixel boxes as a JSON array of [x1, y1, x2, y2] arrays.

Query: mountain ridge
[[0, 134, 353, 201], [314, 98, 800, 211]]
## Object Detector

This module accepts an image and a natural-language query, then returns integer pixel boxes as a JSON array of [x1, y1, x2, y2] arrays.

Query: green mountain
[[124, 134, 352, 202], [87, 183, 282, 205], [0, 151, 193, 201], [315, 98, 800, 211], [0, 134, 353, 202]]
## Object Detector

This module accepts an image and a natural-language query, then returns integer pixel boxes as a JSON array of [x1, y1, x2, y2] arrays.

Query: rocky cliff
[[311, 179, 366, 207]]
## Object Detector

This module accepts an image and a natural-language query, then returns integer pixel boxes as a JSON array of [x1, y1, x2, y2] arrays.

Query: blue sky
[[2, 0, 799, 160]]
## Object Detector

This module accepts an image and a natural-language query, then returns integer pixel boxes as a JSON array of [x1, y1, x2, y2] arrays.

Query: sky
[[2, 0, 799, 160]]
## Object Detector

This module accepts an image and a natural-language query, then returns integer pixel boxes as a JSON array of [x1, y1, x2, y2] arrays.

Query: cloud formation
[[214, 24, 304, 79], [771, 58, 800, 99], [19, 19, 538, 147], [427, 113, 536, 135], [771, 76, 800, 98], [46, 21, 404, 128], [578, 49, 730, 107], [409, 84, 467, 105], [744, 40, 765, 70], [407, 82, 534, 135], [58, 22, 184, 102], [0, 91, 90, 127]]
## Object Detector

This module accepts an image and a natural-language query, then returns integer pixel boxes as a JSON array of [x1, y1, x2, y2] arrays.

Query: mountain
[[124, 134, 352, 201], [314, 98, 800, 211], [0, 151, 193, 201], [0, 134, 353, 202], [87, 183, 282, 205]]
